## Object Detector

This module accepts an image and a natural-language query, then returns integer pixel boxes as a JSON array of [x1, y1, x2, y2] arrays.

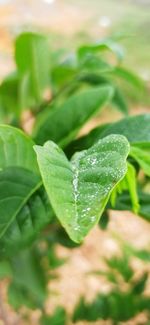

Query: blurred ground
[[0, 0, 150, 80]]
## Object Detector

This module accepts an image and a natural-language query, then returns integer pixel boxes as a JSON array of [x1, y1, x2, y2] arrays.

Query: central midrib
[[72, 162, 80, 223]]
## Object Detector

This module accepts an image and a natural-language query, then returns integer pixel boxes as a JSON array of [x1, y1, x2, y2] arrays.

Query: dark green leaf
[[0, 167, 52, 254], [112, 86, 128, 114], [0, 126, 52, 254], [33, 86, 114, 146], [68, 114, 150, 153], [131, 273, 148, 295], [8, 248, 47, 309], [110, 162, 139, 214], [41, 307, 67, 325], [98, 210, 109, 230], [105, 255, 133, 282]]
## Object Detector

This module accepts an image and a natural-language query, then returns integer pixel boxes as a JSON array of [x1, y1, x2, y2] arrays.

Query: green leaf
[[81, 56, 113, 74], [105, 255, 133, 282], [8, 248, 47, 310], [0, 72, 20, 119], [131, 273, 148, 295], [0, 167, 51, 254], [41, 307, 67, 325], [125, 163, 139, 213], [51, 64, 77, 90], [98, 210, 109, 230], [113, 66, 145, 90], [130, 146, 150, 176], [110, 162, 139, 214], [110, 190, 150, 223], [78, 38, 124, 61], [33, 85, 114, 146], [0, 260, 12, 279], [0, 126, 52, 254], [69, 114, 150, 153], [0, 168, 40, 238], [0, 124, 38, 173], [112, 87, 128, 115], [65, 122, 110, 158], [99, 114, 150, 146], [34, 135, 129, 243], [15, 32, 50, 105]]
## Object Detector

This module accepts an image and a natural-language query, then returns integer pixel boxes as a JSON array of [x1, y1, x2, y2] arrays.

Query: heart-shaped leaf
[[35, 134, 130, 242]]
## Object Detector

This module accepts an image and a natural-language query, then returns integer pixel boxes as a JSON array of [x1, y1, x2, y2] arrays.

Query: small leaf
[[78, 39, 124, 61], [130, 145, 150, 176], [34, 135, 129, 242], [131, 273, 148, 295], [98, 210, 109, 230], [0, 72, 20, 119], [41, 307, 67, 325], [105, 255, 133, 282], [113, 66, 145, 90], [110, 162, 139, 214], [112, 87, 128, 115]]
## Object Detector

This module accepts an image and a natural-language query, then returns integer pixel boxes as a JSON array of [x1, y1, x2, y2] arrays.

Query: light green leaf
[[78, 39, 124, 61], [34, 135, 129, 243], [0, 260, 12, 279], [81, 56, 113, 74], [0, 72, 20, 119], [15, 32, 50, 104], [110, 162, 139, 214], [130, 146, 150, 176], [33, 85, 114, 146], [113, 66, 145, 90], [0, 124, 38, 173]]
